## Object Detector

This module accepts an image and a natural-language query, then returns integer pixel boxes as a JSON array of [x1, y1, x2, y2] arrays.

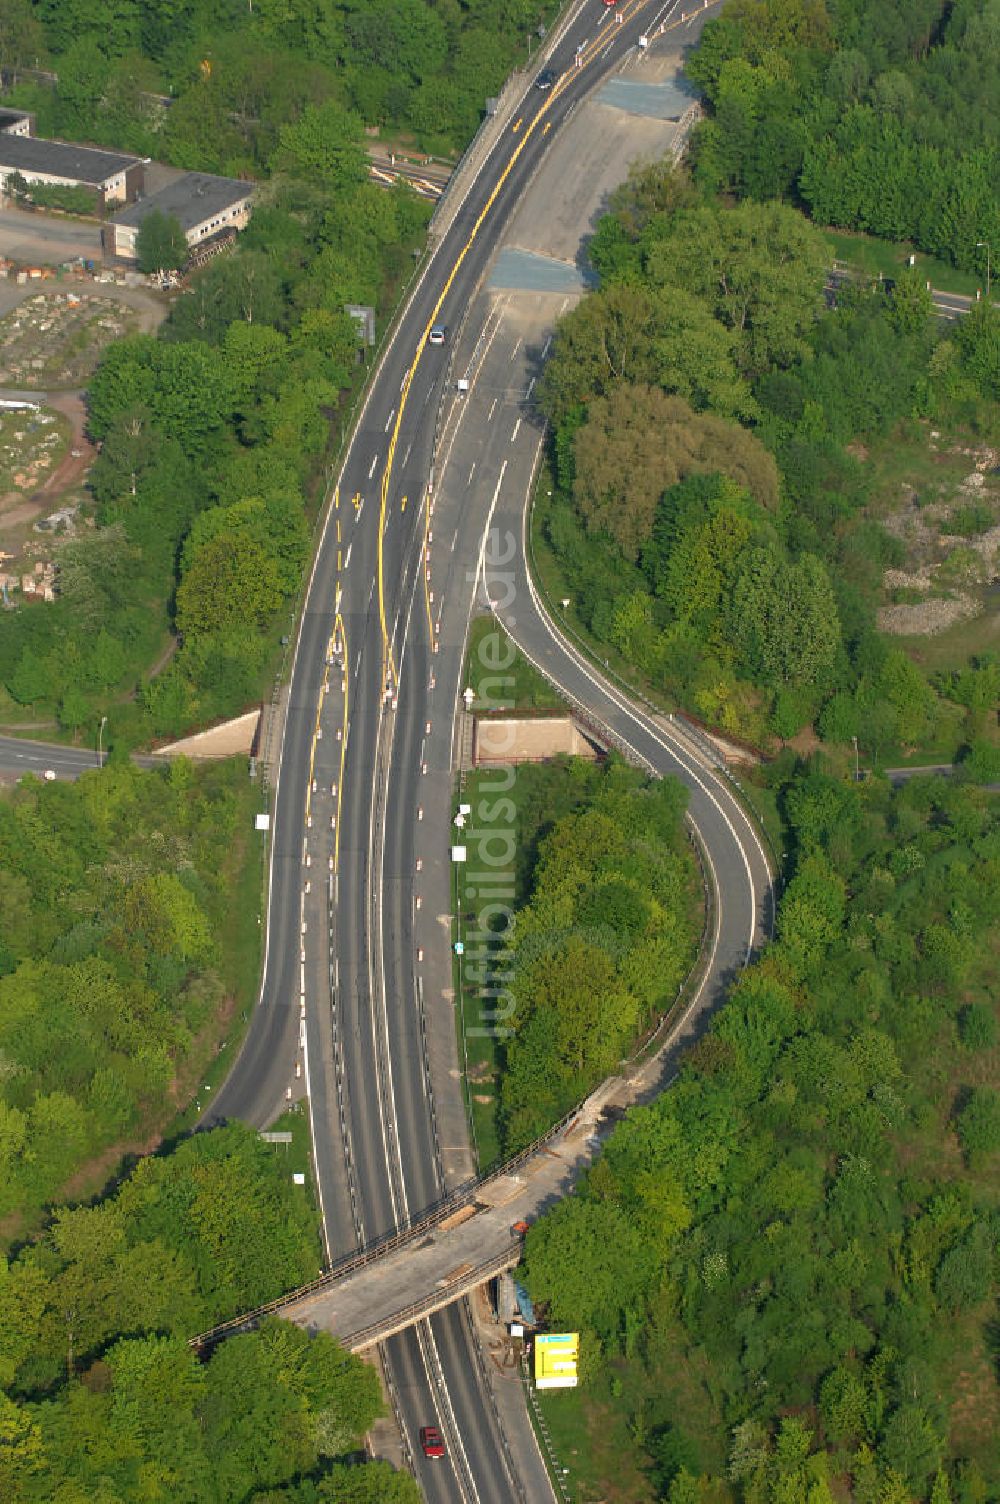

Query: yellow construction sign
[[534, 1333, 579, 1390]]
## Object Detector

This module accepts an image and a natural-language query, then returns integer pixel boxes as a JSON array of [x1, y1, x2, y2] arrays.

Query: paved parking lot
[[0, 205, 103, 268]]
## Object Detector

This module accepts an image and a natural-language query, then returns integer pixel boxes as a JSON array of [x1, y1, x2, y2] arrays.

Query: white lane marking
[[344, 543, 352, 569], [511, 417, 521, 443], [368, 455, 378, 479], [488, 398, 497, 421], [417, 1320, 482, 1504], [525, 376, 536, 397], [384, 408, 395, 431], [468, 462, 476, 485], [263, 6, 584, 1263], [367, 691, 406, 1231], [435, 308, 508, 482], [509, 337, 522, 361], [510, 470, 769, 958], [541, 335, 552, 358], [402, 442, 412, 467]]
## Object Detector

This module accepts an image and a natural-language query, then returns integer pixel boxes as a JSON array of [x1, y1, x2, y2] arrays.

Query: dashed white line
[[468, 462, 476, 485], [511, 417, 521, 443], [384, 408, 395, 431], [368, 455, 378, 479], [344, 543, 352, 569], [488, 398, 498, 421]]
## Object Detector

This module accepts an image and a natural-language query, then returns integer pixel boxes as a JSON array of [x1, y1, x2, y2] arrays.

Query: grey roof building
[[108, 171, 255, 261], [0, 134, 144, 202]]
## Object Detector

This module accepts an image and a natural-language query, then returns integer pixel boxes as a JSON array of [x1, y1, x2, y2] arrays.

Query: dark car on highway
[[535, 68, 555, 90]]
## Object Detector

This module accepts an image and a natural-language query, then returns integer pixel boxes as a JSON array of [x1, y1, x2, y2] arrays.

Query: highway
[[205, 3, 736, 1498], [3, 6, 761, 1496], [0, 15, 981, 1493]]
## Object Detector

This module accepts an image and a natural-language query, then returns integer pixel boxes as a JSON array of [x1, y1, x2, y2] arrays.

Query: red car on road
[[420, 1425, 446, 1460]]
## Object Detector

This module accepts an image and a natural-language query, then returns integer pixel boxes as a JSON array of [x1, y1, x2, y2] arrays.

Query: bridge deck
[[280, 1079, 625, 1349]]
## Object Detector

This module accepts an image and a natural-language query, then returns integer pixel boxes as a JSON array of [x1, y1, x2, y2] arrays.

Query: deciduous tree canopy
[[522, 769, 1000, 1500]]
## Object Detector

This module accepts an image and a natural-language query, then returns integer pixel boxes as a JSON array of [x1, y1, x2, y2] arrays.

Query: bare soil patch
[[872, 431, 1000, 641], [0, 291, 139, 388]]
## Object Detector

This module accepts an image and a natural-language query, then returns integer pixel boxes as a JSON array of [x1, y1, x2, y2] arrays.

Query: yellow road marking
[[512, 116, 522, 133], [543, 120, 552, 135], [334, 486, 340, 511], [423, 491, 434, 649], [374, 0, 664, 692], [333, 612, 349, 875], [401, 494, 408, 513], [337, 549, 342, 571]]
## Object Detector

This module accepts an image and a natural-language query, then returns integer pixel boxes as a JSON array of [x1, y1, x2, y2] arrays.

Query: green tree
[[0, 0, 46, 79], [572, 386, 778, 560], [820, 1365, 869, 1444], [958, 1003, 998, 1051], [0, 1392, 46, 1503], [728, 549, 841, 689], [954, 302, 1000, 395], [135, 209, 189, 274], [89, 336, 234, 456], [887, 266, 933, 333], [175, 530, 283, 640], [643, 200, 831, 373], [955, 1087, 1000, 1163], [934, 1223, 994, 1312], [272, 100, 367, 193], [880, 1404, 943, 1494]]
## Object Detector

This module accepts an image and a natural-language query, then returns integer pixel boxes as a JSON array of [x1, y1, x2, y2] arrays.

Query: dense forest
[[522, 765, 1000, 1502], [1, 0, 555, 161], [0, 761, 260, 1230], [536, 157, 1000, 759], [687, 0, 1000, 275], [0, 1121, 418, 1502], [489, 761, 698, 1152]]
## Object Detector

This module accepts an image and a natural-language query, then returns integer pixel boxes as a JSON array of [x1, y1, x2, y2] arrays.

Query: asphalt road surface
[[207, 1, 758, 1497], [0, 734, 102, 779]]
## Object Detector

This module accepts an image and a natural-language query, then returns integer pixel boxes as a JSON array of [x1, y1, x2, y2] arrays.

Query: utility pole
[[977, 241, 992, 299]]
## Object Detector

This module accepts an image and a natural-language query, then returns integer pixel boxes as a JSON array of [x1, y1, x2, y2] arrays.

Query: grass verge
[[827, 229, 983, 297], [465, 613, 563, 712]]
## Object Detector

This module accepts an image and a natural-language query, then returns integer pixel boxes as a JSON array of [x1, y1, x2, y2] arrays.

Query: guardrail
[[313, 1242, 524, 1352], [188, 1101, 585, 1350]]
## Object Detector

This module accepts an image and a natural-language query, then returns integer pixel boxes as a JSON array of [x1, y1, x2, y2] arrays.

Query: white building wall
[[0, 163, 127, 201], [187, 197, 253, 243], [114, 194, 253, 261]]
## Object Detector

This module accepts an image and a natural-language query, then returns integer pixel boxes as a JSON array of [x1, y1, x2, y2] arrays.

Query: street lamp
[[98, 714, 107, 768], [977, 241, 992, 299], [852, 734, 859, 783]]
